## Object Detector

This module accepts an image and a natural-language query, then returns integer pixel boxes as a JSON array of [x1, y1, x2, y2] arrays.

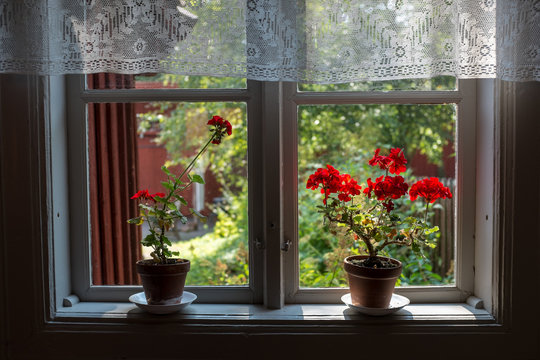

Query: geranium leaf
[[190, 208, 207, 223], [191, 174, 205, 184], [161, 166, 172, 177], [161, 181, 174, 191], [174, 194, 188, 205]]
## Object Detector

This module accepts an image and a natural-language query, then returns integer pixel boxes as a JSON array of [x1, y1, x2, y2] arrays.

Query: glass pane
[[86, 73, 246, 90], [299, 76, 456, 92], [88, 101, 248, 286], [298, 104, 456, 288]]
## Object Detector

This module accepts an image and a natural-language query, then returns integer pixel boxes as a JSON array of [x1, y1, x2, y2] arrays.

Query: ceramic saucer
[[129, 291, 197, 315], [341, 293, 410, 316]]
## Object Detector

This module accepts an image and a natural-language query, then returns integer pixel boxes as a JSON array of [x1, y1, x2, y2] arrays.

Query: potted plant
[[128, 115, 232, 305], [306, 148, 452, 308]]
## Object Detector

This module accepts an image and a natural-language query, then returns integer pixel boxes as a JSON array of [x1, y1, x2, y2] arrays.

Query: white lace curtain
[[0, 0, 538, 82]]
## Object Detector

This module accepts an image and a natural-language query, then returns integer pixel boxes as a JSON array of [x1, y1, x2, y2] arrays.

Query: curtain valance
[[0, 0, 538, 82]]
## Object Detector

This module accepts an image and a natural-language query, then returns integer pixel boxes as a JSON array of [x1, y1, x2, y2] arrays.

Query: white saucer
[[341, 293, 410, 316], [129, 291, 197, 314]]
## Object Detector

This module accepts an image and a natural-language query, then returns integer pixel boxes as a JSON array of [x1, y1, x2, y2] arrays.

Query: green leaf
[[139, 204, 155, 212], [161, 165, 172, 177], [154, 209, 167, 217], [162, 236, 172, 246], [153, 195, 166, 204], [127, 217, 143, 225], [190, 174, 205, 184], [142, 234, 156, 247], [425, 226, 440, 235], [174, 194, 188, 205], [161, 181, 174, 191], [167, 202, 178, 211], [190, 208, 207, 223]]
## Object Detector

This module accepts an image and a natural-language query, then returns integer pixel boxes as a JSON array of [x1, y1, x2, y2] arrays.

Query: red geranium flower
[[368, 148, 391, 170], [337, 174, 362, 202], [306, 165, 344, 204], [208, 115, 233, 144], [409, 177, 452, 203], [364, 175, 408, 202], [131, 190, 165, 201], [363, 176, 383, 198], [387, 148, 407, 175], [131, 189, 153, 201], [368, 147, 408, 175]]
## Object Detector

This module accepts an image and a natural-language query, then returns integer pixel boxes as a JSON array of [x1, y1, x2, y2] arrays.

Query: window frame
[[5, 74, 539, 360], [280, 80, 478, 305], [65, 75, 264, 303], [65, 75, 479, 307]]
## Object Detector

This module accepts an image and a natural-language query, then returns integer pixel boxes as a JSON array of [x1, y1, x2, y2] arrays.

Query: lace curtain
[[0, 0, 538, 82]]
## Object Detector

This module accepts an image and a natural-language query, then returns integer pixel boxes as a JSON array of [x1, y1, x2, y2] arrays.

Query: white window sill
[[55, 302, 494, 324]]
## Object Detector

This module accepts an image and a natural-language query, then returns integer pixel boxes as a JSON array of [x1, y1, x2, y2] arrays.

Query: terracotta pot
[[344, 255, 402, 308], [136, 259, 190, 305]]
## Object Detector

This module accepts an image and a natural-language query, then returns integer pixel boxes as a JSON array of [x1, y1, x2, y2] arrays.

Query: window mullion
[[260, 81, 288, 308], [455, 79, 477, 296], [281, 82, 300, 303]]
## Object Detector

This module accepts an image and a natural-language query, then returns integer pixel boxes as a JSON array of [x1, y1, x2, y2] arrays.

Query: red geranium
[[387, 148, 407, 175], [368, 147, 407, 175], [130, 190, 166, 201], [131, 189, 152, 201], [306, 165, 361, 204], [128, 114, 232, 264], [338, 174, 362, 202], [363, 175, 408, 212], [368, 148, 391, 170], [207, 115, 233, 144], [306, 147, 453, 260], [307, 165, 344, 204], [409, 177, 452, 203]]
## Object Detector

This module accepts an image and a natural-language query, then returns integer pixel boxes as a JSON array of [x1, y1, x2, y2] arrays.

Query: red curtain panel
[[87, 74, 141, 285]]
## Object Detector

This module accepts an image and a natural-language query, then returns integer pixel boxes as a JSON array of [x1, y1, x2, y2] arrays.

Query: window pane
[[86, 73, 246, 90], [298, 104, 456, 288], [88, 101, 248, 286], [298, 76, 456, 92]]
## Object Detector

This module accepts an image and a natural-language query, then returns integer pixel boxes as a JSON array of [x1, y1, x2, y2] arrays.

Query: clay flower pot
[[136, 259, 190, 305], [344, 255, 402, 308]]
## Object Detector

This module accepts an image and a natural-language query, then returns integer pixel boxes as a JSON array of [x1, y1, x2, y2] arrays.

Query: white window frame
[[281, 81, 477, 305], [64, 75, 479, 308], [65, 75, 265, 303]]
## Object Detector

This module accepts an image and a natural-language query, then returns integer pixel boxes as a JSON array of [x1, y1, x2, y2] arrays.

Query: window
[[6, 74, 540, 360], [65, 74, 477, 306]]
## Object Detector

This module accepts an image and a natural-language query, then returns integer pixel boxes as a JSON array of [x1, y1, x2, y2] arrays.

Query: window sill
[[55, 302, 495, 325]]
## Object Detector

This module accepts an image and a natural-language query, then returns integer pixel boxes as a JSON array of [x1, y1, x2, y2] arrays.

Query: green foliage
[[170, 186, 249, 285]]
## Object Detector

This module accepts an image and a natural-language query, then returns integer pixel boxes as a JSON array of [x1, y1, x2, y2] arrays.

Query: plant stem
[[424, 201, 430, 223], [154, 133, 216, 263], [177, 135, 215, 185]]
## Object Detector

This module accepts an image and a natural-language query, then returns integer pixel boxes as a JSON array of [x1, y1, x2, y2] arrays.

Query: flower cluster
[[130, 189, 165, 201], [364, 175, 409, 212], [306, 148, 452, 259], [128, 115, 232, 264], [409, 177, 452, 203], [306, 165, 361, 204], [368, 147, 407, 175], [207, 115, 232, 144]]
